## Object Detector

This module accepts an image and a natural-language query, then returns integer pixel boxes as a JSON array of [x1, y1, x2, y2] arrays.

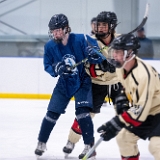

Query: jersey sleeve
[[43, 43, 57, 77]]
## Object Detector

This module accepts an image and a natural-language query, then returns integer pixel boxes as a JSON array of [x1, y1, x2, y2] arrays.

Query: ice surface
[[0, 99, 154, 160]]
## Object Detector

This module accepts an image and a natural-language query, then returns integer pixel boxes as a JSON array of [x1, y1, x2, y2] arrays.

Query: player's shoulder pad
[[71, 33, 85, 42], [85, 34, 98, 47], [45, 39, 56, 48]]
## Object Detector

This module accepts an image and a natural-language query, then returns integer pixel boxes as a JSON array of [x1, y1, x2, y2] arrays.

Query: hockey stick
[[84, 34, 107, 61], [127, 3, 149, 34], [71, 3, 149, 71], [67, 36, 108, 71], [82, 137, 103, 160]]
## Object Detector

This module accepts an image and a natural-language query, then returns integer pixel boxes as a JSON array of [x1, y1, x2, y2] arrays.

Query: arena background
[[0, 0, 160, 99]]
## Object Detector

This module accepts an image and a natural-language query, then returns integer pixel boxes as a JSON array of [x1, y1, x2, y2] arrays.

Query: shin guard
[[76, 107, 94, 144], [68, 113, 95, 144], [38, 111, 60, 143]]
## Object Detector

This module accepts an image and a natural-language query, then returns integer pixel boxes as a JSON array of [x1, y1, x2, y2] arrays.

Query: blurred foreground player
[[97, 34, 160, 160]]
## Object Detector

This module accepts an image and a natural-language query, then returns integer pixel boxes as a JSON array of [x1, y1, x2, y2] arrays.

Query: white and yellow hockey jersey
[[85, 35, 119, 85], [117, 57, 160, 127]]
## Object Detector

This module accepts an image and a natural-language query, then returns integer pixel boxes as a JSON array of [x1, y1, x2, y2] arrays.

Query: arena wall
[[0, 58, 159, 99]]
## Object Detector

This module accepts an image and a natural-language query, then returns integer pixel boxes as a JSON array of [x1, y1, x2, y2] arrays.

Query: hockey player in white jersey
[[97, 33, 160, 160], [63, 11, 123, 158]]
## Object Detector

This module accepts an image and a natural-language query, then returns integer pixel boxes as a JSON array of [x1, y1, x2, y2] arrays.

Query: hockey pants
[[116, 128, 160, 160]]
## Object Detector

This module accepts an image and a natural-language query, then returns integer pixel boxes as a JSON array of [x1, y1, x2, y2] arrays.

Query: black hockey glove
[[54, 61, 72, 76], [99, 60, 116, 73], [115, 89, 130, 115], [97, 116, 124, 141], [86, 46, 103, 64]]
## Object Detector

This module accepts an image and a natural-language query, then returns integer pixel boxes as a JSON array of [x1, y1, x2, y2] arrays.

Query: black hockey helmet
[[96, 11, 118, 30], [110, 34, 140, 53], [108, 34, 140, 68], [48, 13, 69, 30]]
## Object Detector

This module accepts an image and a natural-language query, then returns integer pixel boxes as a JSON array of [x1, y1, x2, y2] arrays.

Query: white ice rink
[[0, 99, 154, 160]]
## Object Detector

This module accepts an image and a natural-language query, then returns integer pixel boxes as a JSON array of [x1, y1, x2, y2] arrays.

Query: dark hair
[[91, 17, 97, 24]]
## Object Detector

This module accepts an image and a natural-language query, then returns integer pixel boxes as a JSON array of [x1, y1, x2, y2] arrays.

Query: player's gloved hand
[[115, 89, 130, 115], [99, 60, 116, 73], [86, 46, 103, 64], [97, 116, 124, 141], [54, 61, 72, 76]]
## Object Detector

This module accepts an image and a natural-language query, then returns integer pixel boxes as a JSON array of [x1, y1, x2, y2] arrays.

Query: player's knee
[[72, 109, 94, 135], [116, 131, 124, 146], [46, 111, 60, 122], [75, 107, 90, 116], [75, 107, 91, 122], [116, 129, 137, 147], [149, 137, 160, 159]]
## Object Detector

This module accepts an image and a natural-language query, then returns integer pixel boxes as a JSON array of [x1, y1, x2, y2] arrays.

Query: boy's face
[[112, 49, 124, 65], [51, 28, 65, 41], [96, 22, 109, 33]]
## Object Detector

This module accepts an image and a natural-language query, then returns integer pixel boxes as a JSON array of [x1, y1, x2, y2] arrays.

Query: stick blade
[[127, 3, 149, 34]]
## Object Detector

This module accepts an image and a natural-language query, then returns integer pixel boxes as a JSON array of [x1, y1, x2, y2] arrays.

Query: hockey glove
[[115, 89, 130, 115], [99, 60, 116, 73], [54, 61, 72, 76], [86, 46, 103, 64], [97, 116, 124, 141]]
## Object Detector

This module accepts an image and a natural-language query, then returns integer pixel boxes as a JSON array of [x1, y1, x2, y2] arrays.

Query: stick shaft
[[82, 137, 103, 160], [128, 3, 149, 34]]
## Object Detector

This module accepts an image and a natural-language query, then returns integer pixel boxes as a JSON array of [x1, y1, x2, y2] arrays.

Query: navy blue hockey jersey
[[43, 33, 98, 97]]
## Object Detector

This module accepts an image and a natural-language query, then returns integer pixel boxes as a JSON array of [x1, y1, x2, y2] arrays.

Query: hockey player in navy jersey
[[34, 13, 99, 159]]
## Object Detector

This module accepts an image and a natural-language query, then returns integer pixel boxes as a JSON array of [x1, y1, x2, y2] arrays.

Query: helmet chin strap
[[122, 50, 135, 68]]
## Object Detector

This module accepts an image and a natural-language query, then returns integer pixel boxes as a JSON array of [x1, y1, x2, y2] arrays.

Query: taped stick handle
[[82, 137, 103, 160]]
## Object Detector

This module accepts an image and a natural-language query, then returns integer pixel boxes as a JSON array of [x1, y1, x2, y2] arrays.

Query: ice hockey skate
[[35, 141, 47, 157], [63, 140, 75, 157], [78, 144, 96, 159]]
